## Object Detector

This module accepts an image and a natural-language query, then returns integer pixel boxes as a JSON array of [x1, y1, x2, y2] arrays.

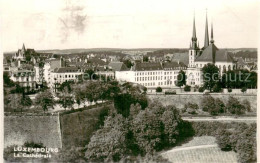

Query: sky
[[0, 0, 259, 52]]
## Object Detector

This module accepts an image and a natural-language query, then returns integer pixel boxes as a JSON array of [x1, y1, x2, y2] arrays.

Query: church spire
[[210, 22, 214, 44], [204, 9, 209, 48], [22, 43, 26, 51], [192, 12, 196, 39], [191, 11, 197, 49]]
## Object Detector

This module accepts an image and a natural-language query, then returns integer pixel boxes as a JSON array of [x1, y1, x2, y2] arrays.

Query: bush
[[242, 99, 251, 112], [212, 84, 222, 92], [198, 87, 204, 92], [184, 102, 199, 114], [165, 90, 176, 95], [184, 85, 191, 92], [228, 88, 232, 93], [226, 96, 246, 115], [201, 96, 225, 115], [241, 87, 247, 93], [156, 87, 162, 93]]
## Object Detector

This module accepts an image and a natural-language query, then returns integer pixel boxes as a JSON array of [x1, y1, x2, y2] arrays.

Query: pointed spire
[[190, 42, 192, 48], [210, 22, 214, 44], [22, 43, 26, 51], [198, 41, 200, 48], [204, 9, 209, 48], [192, 11, 196, 38], [191, 10, 197, 49]]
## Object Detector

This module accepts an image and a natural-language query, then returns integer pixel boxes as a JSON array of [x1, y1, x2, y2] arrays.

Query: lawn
[[161, 136, 237, 163]]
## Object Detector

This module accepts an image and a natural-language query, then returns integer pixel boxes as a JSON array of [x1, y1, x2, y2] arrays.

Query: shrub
[[228, 88, 232, 93], [184, 102, 199, 114], [215, 98, 225, 113], [201, 95, 215, 112], [198, 87, 205, 92], [241, 87, 247, 93], [212, 84, 222, 92], [242, 99, 251, 112], [226, 96, 246, 115], [165, 90, 176, 95], [156, 87, 162, 93], [184, 85, 191, 92], [201, 96, 226, 115]]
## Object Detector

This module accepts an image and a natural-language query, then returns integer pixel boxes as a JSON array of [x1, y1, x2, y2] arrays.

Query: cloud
[[59, 0, 87, 42]]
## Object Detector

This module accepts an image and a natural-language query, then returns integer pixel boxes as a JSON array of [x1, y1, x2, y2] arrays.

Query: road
[[182, 117, 256, 123]]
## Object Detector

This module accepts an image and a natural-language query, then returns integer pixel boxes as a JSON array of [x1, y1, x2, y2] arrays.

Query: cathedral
[[186, 12, 236, 86]]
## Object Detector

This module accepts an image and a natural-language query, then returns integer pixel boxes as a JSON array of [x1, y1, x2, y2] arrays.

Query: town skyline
[[0, 0, 259, 52]]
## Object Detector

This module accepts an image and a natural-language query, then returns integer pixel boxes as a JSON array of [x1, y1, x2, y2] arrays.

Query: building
[[10, 69, 36, 91], [115, 62, 187, 90], [186, 12, 236, 86], [49, 67, 84, 90]]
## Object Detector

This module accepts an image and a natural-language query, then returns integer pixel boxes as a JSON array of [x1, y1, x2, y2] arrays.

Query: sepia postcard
[[0, 0, 259, 162]]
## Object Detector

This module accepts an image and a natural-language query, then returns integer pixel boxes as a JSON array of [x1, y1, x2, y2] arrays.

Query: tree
[[3, 72, 15, 87], [131, 108, 163, 154], [35, 90, 55, 113], [202, 63, 219, 91], [123, 59, 134, 68], [175, 70, 186, 87], [212, 84, 222, 92], [156, 87, 162, 93], [215, 98, 225, 114], [21, 95, 32, 108], [143, 56, 149, 62], [85, 114, 128, 162]]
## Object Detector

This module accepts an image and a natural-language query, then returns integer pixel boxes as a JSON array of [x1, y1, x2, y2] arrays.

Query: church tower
[[189, 14, 199, 67], [203, 10, 209, 49]]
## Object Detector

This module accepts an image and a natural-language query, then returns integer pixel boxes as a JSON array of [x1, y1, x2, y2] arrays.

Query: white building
[[49, 67, 84, 90], [116, 62, 187, 89]]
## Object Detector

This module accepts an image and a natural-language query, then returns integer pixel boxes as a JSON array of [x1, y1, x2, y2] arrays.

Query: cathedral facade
[[186, 12, 236, 87]]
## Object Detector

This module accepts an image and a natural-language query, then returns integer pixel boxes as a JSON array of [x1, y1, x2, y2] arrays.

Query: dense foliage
[[184, 85, 191, 92], [201, 95, 248, 115], [202, 63, 219, 91], [85, 101, 189, 162], [175, 70, 186, 87]]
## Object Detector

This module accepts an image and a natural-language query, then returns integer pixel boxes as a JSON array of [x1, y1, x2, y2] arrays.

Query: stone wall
[[4, 115, 62, 148]]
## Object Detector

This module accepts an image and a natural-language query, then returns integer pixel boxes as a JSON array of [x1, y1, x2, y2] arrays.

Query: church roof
[[195, 43, 218, 62], [215, 50, 235, 62], [195, 44, 235, 63], [134, 62, 162, 71], [162, 62, 187, 69], [108, 62, 129, 71]]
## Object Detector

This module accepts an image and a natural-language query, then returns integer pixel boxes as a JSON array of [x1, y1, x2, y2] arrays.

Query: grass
[[60, 104, 112, 149], [161, 136, 237, 163]]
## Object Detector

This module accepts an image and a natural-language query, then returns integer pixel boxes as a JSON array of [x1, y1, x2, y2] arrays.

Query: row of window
[[54, 74, 78, 79], [135, 75, 178, 82], [135, 71, 180, 76]]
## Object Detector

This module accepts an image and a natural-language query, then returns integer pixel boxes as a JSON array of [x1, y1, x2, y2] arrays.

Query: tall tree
[[35, 90, 55, 113], [202, 63, 219, 91], [175, 70, 186, 87]]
